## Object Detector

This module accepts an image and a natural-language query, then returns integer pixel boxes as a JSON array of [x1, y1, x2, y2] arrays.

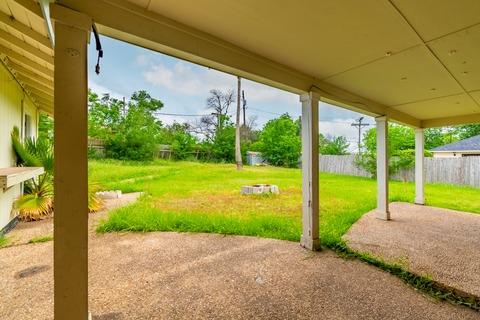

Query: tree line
[[86, 89, 350, 166], [85, 88, 480, 168]]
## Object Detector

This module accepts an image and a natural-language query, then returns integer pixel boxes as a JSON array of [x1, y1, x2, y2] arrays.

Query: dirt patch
[[156, 189, 301, 217]]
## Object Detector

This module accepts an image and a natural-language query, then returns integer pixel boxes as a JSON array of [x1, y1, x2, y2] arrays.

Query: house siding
[[0, 62, 38, 231]]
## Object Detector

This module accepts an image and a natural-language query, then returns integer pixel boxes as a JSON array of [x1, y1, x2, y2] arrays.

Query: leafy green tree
[[210, 124, 236, 162], [320, 135, 349, 155], [424, 128, 446, 150], [453, 124, 480, 140], [88, 90, 164, 161], [38, 113, 53, 142], [88, 90, 124, 140], [355, 124, 415, 177], [159, 122, 198, 160], [257, 114, 301, 167]]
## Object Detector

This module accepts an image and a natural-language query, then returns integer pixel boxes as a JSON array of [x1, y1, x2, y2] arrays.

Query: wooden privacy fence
[[320, 155, 480, 188]]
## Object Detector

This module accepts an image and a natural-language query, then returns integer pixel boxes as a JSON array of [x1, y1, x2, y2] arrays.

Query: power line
[[154, 112, 208, 117], [247, 107, 282, 116]]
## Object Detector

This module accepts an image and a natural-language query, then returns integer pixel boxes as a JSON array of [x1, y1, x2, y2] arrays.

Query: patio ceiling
[[7, 0, 480, 128], [0, 0, 53, 114]]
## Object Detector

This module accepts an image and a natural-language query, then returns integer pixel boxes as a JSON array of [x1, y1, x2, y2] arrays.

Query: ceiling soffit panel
[[428, 24, 480, 92], [323, 45, 463, 106], [391, 93, 479, 120], [145, 0, 421, 79], [391, 0, 480, 42]]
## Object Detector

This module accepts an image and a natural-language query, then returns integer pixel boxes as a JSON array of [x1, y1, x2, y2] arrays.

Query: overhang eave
[[55, 0, 422, 127]]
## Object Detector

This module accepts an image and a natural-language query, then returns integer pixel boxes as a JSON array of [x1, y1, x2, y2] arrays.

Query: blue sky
[[87, 36, 373, 151]]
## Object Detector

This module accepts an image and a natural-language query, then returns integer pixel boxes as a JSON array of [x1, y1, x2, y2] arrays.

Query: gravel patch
[[1, 232, 478, 319], [344, 202, 480, 298]]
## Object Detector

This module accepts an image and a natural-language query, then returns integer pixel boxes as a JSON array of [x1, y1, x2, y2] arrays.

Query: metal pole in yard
[[235, 76, 243, 170]]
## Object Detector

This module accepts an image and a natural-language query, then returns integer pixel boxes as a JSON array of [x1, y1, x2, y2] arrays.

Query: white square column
[[300, 92, 321, 250], [53, 7, 92, 320], [375, 116, 390, 220], [415, 128, 425, 205]]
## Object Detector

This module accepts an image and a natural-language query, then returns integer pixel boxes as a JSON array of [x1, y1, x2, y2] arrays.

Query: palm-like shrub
[[15, 174, 53, 221], [11, 127, 102, 221]]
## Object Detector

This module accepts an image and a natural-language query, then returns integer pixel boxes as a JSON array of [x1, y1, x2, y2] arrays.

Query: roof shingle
[[432, 134, 480, 152]]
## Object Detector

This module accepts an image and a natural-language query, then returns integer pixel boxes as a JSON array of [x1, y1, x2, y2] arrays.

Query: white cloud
[[143, 61, 233, 95], [88, 80, 125, 99], [142, 59, 298, 105]]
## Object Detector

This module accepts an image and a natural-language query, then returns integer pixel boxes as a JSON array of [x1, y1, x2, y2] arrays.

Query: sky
[[87, 35, 373, 152]]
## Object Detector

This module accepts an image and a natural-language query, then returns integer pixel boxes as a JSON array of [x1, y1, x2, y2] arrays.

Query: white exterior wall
[[0, 62, 38, 231], [432, 152, 480, 158], [433, 152, 461, 158]]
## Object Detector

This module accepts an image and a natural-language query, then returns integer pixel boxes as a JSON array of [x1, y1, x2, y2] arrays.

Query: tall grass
[[92, 160, 480, 247]]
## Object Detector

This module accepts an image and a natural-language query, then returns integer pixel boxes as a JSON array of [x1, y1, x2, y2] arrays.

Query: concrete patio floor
[[344, 202, 480, 298], [1, 232, 478, 319]]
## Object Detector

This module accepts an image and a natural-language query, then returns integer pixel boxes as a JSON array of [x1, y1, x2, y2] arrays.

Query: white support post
[[415, 128, 425, 205], [53, 9, 91, 320], [375, 116, 390, 220], [300, 92, 321, 251]]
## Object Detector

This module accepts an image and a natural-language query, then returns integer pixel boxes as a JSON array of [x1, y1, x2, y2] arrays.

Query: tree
[[355, 124, 415, 177], [88, 90, 165, 161], [425, 128, 446, 150], [38, 113, 54, 142], [256, 114, 301, 167], [159, 122, 197, 160], [453, 124, 480, 140], [194, 89, 235, 141], [210, 124, 236, 162], [320, 135, 349, 155], [88, 90, 124, 140]]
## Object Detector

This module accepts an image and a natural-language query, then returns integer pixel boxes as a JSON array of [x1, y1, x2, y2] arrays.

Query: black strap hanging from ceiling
[[92, 23, 103, 75]]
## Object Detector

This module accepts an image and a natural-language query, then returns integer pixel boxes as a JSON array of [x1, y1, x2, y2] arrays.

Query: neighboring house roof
[[432, 135, 480, 152]]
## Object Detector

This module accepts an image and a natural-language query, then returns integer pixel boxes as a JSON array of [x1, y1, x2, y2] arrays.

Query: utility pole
[[235, 76, 243, 170], [351, 117, 369, 153], [242, 90, 247, 126]]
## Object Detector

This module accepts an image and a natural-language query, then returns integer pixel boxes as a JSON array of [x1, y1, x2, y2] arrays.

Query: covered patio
[[1, 0, 480, 318], [345, 202, 480, 298]]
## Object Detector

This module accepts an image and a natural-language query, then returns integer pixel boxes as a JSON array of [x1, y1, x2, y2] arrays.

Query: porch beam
[[5, 58, 53, 81], [421, 113, 480, 128], [0, 28, 54, 65], [53, 8, 92, 320], [415, 128, 425, 205], [15, 70, 53, 89], [300, 92, 321, 251], [0, 43, 53, 78], [18, 75, 53, 94], [376, 116, 390, 220], [31, 95, 53, 108], [11, 0, 43, 18], [0, 11, 51, 49], [24, 84, 52, 100]]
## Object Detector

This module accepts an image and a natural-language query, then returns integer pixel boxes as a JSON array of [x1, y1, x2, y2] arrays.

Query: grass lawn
[[91, 159, 480, 248]]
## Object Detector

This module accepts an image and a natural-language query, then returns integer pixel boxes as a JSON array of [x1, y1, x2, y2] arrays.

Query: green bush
[[256, 114, 300, 167], [88, 90, 164, 161]]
